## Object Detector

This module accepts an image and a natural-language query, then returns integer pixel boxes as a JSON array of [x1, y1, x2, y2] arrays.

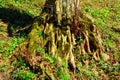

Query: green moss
[[27, 22, 42, 56]]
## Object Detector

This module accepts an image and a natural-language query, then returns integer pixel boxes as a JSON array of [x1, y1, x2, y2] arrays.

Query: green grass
[[11, 56, 36, 80], [13, 69, 35, 80], [59, 69, 70, 80], [0, 36, 24, 59], [0, 0, 44, 17]]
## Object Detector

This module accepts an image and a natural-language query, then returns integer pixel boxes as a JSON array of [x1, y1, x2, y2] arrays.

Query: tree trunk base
[[12, 10, 108, 79]]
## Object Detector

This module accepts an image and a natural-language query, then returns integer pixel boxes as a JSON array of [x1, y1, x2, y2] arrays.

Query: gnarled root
[[13, 11, 106, 80]]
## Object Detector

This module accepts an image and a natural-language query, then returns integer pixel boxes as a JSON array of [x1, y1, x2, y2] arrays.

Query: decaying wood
[[13, 0, 109, 79]]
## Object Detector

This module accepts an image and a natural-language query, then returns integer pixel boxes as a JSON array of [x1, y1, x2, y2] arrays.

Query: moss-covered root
[[44, 23, 76, 69]]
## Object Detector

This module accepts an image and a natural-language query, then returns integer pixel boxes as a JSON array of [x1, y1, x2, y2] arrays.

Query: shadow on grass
[[0, 7, 34, 37]]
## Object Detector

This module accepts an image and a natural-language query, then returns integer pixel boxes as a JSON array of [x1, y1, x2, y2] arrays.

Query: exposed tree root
[[12, 0, 109, 79], [12, 12, 107, 79]]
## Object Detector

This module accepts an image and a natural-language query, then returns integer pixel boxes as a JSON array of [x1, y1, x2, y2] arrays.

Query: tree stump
[[14, 0, 109, 79]]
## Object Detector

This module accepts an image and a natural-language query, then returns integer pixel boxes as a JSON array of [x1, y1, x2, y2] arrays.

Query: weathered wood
[[55, 0, 80, 25], [13, 0, 109, 79]]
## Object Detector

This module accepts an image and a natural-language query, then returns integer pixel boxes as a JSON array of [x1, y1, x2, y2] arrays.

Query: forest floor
[[0, 0, 120, 80]]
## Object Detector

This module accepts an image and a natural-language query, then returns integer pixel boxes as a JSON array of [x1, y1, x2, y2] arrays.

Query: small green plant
[[86, 70, 93, 78], [103, 38, 116, 51], [7, 37, 24, 52], [13, 69, 35, 80], [17, 57, 26, 69], [36, 47, 45, 53], [58, 69, 70, 80], [37, 29, 43, 37], [1, 52, 9, 60], [12, 57, 35, 80], [44, 54, 58, 64], [0, 40, 6, 53], [113, 63, 120, 75], [98, 60, 107, 69], [61, 60, 68, 68], [113, 53, 119, 61]]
